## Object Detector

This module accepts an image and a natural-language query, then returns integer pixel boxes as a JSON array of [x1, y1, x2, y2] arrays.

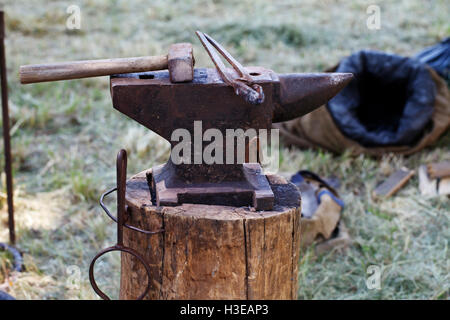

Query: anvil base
[[151, 163, 274, 211]]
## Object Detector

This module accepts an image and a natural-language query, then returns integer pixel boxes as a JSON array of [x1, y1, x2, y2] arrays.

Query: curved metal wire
[[89, 245, 152, 300], [90, 149, 164, 300], [99, 188, 164, 235], [0, 242, 22, 272]]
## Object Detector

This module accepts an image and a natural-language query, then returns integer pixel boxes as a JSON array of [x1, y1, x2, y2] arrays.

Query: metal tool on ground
[[19, 43, 194, 84], [0, 10, 15, 245], [89, 149, 163, 300]]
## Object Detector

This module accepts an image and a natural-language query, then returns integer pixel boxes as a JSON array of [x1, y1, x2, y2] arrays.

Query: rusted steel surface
[[89, 149, 163, 300], [111, 65, 352, 210], [0, 11, 15, 244], [274, 72, 353, 122], [112, 67, 277, 210], [109, 33, 352, 211]]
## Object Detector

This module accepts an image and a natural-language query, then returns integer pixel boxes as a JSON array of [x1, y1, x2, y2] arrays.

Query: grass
[[0, 0, 449, 299]]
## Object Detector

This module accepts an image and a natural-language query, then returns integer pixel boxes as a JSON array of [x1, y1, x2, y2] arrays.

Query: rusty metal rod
[[116, 149, 127, 246], [89, 149, 162, 300], [0, 10, 15, 245]]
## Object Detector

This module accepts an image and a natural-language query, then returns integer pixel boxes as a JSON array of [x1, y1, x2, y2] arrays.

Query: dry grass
[[0, 0, 448, 299]]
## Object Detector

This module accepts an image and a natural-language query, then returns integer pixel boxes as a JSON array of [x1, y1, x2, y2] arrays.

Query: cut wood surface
[[427, 161, 450, 179], [373, 167, 414, 199], [120, 169, 301, 300], [419, 164, 450, 196]]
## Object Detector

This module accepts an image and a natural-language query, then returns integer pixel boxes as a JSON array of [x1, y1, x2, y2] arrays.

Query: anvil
[[111, 66, 352, 210]]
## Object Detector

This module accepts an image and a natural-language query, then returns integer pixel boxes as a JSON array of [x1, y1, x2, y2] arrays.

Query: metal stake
[[90, 149, 163, 300], [0, 10, 15, 245]]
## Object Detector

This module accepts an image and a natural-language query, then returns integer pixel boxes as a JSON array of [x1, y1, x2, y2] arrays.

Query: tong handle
[[195, 31, 264, 104], [199, 32, 252, 82]]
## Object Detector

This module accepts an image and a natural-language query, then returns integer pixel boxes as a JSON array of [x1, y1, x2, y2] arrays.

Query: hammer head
[[168, 43, 195, 83]]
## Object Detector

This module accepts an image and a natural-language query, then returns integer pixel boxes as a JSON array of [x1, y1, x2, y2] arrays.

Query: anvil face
[[110, 67, 352, 210], [111, 67, 277, 143]]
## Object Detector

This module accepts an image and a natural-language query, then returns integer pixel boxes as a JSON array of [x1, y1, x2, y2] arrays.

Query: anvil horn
[[273, 73, 353, 123]]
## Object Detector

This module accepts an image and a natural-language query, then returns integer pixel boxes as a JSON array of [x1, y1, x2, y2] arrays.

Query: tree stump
[[120, 170, 301, 300]]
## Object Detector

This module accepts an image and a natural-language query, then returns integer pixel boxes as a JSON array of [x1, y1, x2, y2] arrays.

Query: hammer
[[19, 43, 194, 84]]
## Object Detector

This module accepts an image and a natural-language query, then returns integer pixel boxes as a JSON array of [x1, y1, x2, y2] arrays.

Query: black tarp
[[327, 50, 436, 147], [416, 37, 450, 85]]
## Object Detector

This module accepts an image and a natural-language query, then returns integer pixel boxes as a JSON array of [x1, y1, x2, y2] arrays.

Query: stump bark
[[120, 170, 301, 300]]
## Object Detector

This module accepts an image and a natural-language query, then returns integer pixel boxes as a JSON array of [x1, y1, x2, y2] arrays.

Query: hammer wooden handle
[[19, 55, 168, 84]]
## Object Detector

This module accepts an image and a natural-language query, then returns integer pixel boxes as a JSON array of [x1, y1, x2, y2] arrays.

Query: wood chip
[[419, 164, 450, 196], [373, 167, 414, 199], [427, 161, 450, 179]]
